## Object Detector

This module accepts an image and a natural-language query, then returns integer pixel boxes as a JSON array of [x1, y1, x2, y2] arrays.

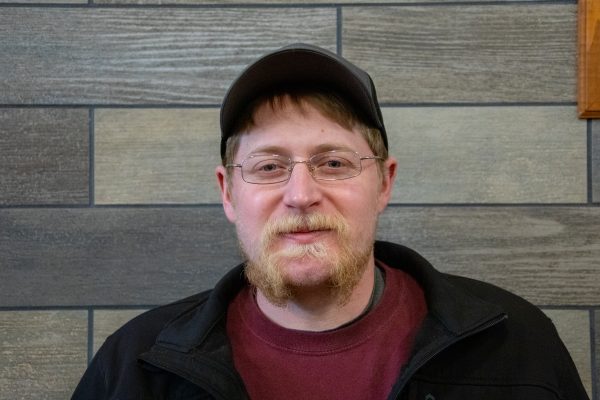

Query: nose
[[282, 161, 322, 211]]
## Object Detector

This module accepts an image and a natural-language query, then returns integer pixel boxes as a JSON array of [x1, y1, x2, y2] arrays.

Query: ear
[[215, 165, 237, 223], [376, 156, 398, 213]]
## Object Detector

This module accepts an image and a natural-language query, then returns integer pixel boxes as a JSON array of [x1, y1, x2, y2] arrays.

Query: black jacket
[[72, 241, 589, 400]]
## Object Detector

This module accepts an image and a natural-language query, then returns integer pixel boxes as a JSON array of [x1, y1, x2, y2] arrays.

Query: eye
[[325, 159, 343, 168], [259, 163, 279, 172], [316, 155, 352, 170], [250, 158, 288, 175]]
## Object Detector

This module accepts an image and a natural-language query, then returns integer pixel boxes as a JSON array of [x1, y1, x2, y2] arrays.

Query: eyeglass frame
[[226, 150, 383, 185]]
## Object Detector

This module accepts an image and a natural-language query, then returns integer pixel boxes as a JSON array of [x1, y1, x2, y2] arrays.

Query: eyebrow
[[246, 143, 355, 158]]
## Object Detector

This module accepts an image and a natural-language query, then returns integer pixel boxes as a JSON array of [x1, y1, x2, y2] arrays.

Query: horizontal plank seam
[[0, 305, 160, 311], [2, 203, 600, 209], [0, 203, 224, 209], [0, 104, 220, 109], [0, 0, 577, 9], [1, 306, 597, 311], [0, 102, 577, 109]]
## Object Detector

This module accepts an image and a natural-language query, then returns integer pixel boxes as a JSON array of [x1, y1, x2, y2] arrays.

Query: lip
[[280, 229, 330, 244]]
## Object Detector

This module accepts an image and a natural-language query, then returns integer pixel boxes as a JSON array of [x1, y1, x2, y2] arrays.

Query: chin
[[280, 258, 334, 285]]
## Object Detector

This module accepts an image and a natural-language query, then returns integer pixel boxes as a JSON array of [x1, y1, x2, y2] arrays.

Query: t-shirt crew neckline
[[232, 261, 417, 355]]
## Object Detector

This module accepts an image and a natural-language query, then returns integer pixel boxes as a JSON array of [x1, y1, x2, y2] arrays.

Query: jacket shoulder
[[446, 274, 549, 322], [102, 290, 212, 354], [427, 274, 588, 399]]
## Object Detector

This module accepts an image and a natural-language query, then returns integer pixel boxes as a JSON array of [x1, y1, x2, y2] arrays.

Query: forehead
[[235, 100, 371, 158]]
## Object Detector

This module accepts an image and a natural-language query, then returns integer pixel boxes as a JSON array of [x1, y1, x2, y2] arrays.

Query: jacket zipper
[[389, 313, 508, 399]]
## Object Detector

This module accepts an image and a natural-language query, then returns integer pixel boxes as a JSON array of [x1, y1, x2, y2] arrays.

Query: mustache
[[263, 214, 348, 238]]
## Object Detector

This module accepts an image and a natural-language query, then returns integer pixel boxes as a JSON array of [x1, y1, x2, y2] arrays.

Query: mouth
[[280, 228, 330, 244], [264, 214, 344, 247]]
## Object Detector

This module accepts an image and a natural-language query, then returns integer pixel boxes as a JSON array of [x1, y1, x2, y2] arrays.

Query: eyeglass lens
[[241, 151, 364, 184]]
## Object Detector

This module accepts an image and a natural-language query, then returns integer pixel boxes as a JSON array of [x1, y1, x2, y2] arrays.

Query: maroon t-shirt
[[226, 262, 428, 400]]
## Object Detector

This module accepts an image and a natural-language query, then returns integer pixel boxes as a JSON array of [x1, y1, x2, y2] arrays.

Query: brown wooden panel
[[0, 207, 239, 307], [0, 9, 335, 105], [578, 0, 600, 117], [1, 206, 598, 307], [385, 106, 587, 203], [94, 109, 221, 204], [378, 206, 600, 306], [593, 121, 600, 203], [0, 109, 89, 205], [543, 309, 592, 396], [0, 310, 87, 399], [93, 309, 146, 354], [343, 5, 576, 103]]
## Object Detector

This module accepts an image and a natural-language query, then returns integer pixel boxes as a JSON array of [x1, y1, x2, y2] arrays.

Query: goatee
[[242, 213, 373, 307]]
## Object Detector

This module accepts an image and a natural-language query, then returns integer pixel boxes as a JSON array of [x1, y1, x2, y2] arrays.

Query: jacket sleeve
[[551, 324, 590, 400], [71, 351, 109, 400]]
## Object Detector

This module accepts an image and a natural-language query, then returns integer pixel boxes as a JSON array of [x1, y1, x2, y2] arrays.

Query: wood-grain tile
[[592, 310, 600, 400], [543, 309, 592, 397], [0, 207, 239, 307], [0, 9, 335, 105], [592, 121, 600, 203], [385, 106, 586, 203], [95, 0, 531, 4], [1, 206, 598, 307], [93, 309, 147, 354], [0, 108, 89, 205], [0, 310, 87, 399], [343, 4, 576, 103], [377, 206, 600, 306], [95, 109, 220, 204], [0, 0, 85, 3]]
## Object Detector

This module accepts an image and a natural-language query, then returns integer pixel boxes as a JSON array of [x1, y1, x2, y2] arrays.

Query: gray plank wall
[[0, 2, 598, 399]]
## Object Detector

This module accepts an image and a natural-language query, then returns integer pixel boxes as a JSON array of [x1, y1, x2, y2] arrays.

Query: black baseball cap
[[219, 43, 388, 160]]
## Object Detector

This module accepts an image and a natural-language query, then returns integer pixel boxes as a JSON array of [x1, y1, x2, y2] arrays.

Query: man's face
[[216, 99, 396, 305]]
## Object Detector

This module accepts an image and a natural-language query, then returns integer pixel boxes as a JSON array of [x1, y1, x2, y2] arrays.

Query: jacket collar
[[374, 241, 505, 336], [154, 240, 505, 353]]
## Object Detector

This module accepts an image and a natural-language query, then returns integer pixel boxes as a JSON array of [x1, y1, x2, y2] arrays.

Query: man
[[72, 44, 589, 399]]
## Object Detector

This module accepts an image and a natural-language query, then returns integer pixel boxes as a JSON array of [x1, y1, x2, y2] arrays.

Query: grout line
[[0, 0, 576, 8], [0, 305, 160, 311], [0, 306, 92, 311], [1, 203, 599, 209], [0, 203, 223, 209], [385, 203, 600, 208], [380, 101, 577, 108], [89, 108, 95, 207], [588, 120, 595, 205], [0, 102, 576, 109], [0, 305, 596, 311], [87, 308, 94, 364], [590, 310, 598, 400], [336, 6, 342, 56], [0, 104, 221, 109], [538, 305, 600, 311]]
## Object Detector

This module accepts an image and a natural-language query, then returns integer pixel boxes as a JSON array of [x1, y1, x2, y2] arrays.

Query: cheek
[[232, 190, 274, 238]]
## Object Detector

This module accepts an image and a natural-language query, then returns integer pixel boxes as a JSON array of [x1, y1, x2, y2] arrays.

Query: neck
[[255, 263, 376, 331]]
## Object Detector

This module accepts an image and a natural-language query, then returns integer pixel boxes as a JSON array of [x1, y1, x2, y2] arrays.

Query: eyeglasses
[[226, 150, 382, 185]]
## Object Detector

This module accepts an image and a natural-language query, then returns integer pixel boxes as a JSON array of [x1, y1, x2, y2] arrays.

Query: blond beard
[[242, 213, 373, 307]]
